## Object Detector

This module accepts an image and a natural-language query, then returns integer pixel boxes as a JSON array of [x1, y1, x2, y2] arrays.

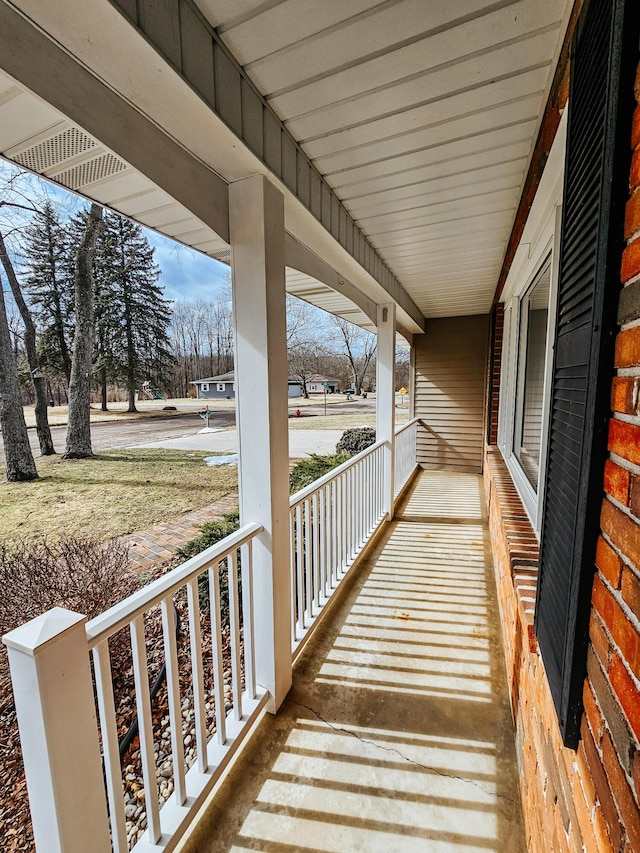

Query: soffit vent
[[13, 127, 97, 173], [54, 153, 128, 190], [210, 248, 230, 263]]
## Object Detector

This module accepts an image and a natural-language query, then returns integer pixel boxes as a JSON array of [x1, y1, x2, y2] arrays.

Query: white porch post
[[229, 174, 292, 713], [409, 342, 416, 419], [3, 607, 111, 853], [377, 302, 396, 519]]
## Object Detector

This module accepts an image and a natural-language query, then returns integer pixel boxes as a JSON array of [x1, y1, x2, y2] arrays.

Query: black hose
[[118, 603, 181, 761]]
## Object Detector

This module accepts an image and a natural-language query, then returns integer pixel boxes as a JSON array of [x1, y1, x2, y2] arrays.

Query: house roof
[[190, 371, 235, 384]]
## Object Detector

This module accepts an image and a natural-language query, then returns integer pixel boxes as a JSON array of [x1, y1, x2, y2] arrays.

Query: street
[[1, 395, 380, 460]]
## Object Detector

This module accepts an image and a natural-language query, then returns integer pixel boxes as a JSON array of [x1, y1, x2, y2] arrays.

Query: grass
[[22, 403, 200, 428], [288, 409, 408, 430], [0, 449, 237, 544], [21, 393, 343, 427]]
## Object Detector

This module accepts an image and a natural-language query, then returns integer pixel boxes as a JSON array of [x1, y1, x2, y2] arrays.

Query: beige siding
[[414, 315, 489, 473]]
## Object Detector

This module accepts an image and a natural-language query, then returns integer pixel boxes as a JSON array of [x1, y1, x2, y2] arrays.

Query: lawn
[[288, 409, 408, 430], [0, 449, 237, 544]]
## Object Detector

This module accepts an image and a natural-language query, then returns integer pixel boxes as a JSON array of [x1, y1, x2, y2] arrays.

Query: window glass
[[514, 258, 551, 490]]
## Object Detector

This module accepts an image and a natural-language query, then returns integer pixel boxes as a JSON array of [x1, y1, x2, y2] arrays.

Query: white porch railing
[[289, 439, 387, 653], [4, 522, 267, 853], [4, 426, 422, 853], [394, 417, 420, 499]]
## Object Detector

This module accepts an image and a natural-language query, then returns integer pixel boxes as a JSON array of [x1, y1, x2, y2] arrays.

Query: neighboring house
[[286, 380, 303, 397], [191, 371, 235, 400], [192, 373, 315, 399], [303, 376, 340, 394], [3, 3, 640, 853]]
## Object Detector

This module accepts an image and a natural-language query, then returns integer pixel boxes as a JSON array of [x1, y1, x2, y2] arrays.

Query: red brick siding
[[484, 55, 640, 853]]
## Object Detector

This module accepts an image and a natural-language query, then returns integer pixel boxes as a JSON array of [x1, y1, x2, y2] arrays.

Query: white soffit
[[285, 268, 376, 334], [0, 69, 228, 259], [201, 0, 572, 318], [0, 69, 374, 329]]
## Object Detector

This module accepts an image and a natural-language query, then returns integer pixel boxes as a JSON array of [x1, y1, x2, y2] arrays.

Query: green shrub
[[335, 426, 376, 455], [175, 511, 241, 617], [175, 511, 240, 560], [289, 452, 351, 494]]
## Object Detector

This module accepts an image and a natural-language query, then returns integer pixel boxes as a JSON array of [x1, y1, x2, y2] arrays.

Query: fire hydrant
[[295, 408, 302, 417]]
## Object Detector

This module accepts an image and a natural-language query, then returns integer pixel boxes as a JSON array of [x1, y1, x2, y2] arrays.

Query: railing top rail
[[86, 521, 263, 648], [395, 417, 420, 435], [289, 439, 386, 508]]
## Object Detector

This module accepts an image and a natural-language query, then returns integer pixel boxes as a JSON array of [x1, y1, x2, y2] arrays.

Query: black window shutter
[[535, 0, 640, 749]]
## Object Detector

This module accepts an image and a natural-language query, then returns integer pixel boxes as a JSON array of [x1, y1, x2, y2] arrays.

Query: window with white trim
[[499, 245, 557, 533], [513, 257, 551, 491], [201, 383, 209, 392], [217, 383, 225, 392], [497, 109, 566, 535]]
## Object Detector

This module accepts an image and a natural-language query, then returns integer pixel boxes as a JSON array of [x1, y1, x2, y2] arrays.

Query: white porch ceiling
[[0, 0, 572, 325], [0, 69, 228, 258], [0, 68, 374, 330], [199, 0, 571, 318]]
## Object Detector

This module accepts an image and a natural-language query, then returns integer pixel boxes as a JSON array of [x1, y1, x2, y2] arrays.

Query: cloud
[[146, 232, 230, 303]]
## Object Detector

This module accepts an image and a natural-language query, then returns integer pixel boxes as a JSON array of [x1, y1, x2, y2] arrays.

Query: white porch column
[[3, 607, 111, 853], [230, 175, 292, 713], [377, 302, 396, 519], [409, 343, 416, 419]]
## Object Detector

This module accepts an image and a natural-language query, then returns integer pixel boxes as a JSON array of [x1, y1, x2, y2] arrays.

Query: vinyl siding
[[414, 315, 489, 473]]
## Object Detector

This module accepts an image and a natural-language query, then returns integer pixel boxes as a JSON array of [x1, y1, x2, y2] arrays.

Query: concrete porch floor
[[180, 471, 526, 853]]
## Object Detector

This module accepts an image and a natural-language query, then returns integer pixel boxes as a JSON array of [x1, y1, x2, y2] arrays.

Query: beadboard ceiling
[[0, 0, 572, 324], [198, 0, 571, 317]]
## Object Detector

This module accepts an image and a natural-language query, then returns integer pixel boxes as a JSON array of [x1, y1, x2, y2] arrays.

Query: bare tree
[[288, 340, 325, 398], [0, 271, 38, 480], [0, 228, 55, 455], [286, 293, 316, 345], [331, 315, 376, 394], [64, 204, 103, 459]]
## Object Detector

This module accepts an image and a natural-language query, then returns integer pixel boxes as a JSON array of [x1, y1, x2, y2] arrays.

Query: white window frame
[[497, 111, 567, 535], [217, 383, 226, 392], [201, 383, 209, 392]]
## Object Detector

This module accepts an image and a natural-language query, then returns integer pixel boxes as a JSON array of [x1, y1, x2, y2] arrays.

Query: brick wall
[[484, 60, 640, 853]]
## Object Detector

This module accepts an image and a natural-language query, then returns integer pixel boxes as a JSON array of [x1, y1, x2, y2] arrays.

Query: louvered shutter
[[535, 0, 639, 749]]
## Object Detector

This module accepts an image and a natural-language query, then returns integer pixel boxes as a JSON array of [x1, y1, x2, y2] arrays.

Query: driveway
[[131, 428, 344, 458]]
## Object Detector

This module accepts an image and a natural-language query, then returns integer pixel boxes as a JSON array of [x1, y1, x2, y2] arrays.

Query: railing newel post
[[3, 607, 112, 853]]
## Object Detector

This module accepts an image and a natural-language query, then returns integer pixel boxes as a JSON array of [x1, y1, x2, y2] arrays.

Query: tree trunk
[[100, 363, 108, 411], [0, 275, 38, 481], [125, 303, 137, 413], [0, 230, 55, 455], [64, 204, 103, 459]]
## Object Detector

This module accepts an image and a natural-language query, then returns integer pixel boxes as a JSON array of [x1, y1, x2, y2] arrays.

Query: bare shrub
[[0, 535, 136, 678], [0, 535, 137, 852]]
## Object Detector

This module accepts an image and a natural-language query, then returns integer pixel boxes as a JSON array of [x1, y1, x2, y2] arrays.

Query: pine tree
[[96, 214, 173, 412], [23, 201, 73, 382]]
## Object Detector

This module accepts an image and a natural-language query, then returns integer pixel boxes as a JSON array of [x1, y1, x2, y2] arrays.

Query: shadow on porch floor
[[180, 471, 526, 853]]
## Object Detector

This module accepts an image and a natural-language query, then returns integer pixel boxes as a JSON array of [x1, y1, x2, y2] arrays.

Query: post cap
[[3, 607, 87, 656]]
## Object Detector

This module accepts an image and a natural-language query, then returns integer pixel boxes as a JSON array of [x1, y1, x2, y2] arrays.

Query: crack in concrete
[[288, 699, 519, 807]]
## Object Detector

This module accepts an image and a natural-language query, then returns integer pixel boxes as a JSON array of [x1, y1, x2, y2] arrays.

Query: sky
[[0, 158, 230, 303], [0, 157, 354, 347]]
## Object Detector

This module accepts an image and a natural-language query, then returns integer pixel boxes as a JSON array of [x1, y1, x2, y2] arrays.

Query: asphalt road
[[0, 410, 236, 459], [1, 396, 377, 460]]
